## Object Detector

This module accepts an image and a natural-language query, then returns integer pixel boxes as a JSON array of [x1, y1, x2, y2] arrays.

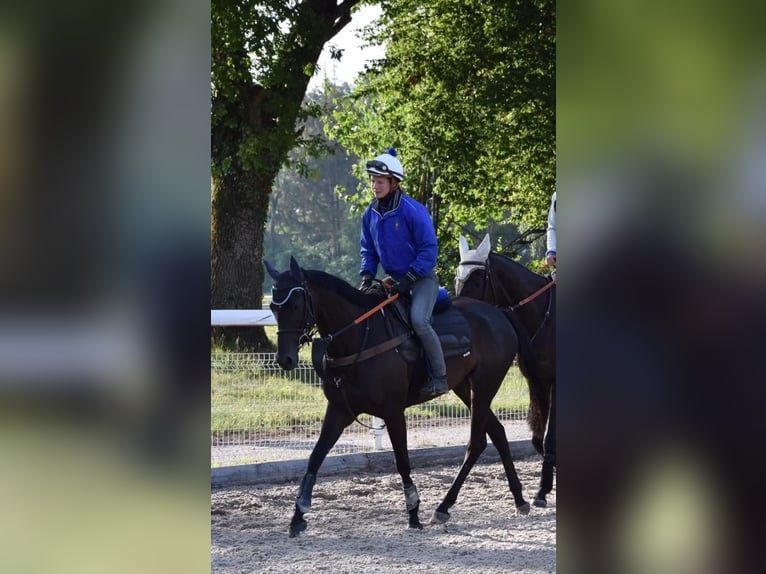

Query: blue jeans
[[409, 271, 446, 379]]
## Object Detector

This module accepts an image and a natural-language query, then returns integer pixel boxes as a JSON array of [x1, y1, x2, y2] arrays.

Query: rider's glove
[[358, 273, 374, 291], [391, 270, 418, 295]]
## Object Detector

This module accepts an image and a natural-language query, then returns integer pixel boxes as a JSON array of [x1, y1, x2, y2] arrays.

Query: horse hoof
[[288, 520, 307, 538], [409, 521, 423, 530], [516, 502, 531, 516], [533, 498, 547, 508], [430, 510, 450, 524]]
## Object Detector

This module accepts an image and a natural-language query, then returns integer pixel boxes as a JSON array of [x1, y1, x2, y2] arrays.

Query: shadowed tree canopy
[[211, 0, 362, 349]]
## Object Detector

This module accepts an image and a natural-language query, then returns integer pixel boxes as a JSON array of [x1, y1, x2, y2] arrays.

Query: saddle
[[312, 286, 471, 379], [386, 290, 472, 363]]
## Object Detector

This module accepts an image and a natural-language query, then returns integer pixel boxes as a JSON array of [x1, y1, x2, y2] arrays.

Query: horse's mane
[[303, 269, 386, 308], [490, 252, 550, 282]]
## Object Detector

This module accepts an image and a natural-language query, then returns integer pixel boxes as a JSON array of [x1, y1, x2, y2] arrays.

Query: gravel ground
[[212, 456, 555, 573]]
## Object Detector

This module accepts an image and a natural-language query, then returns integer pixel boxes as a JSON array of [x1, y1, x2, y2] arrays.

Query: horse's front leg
[[384, 411, 422, 529], [290, 402, 353, 537]]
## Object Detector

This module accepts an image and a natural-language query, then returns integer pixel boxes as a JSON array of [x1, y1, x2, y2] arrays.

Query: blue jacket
[[360, 189, 438, 280]]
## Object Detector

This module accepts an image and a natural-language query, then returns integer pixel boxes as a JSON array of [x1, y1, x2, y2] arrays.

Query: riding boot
[[409, 273, 447, 399], [424, 375, 448, 398]]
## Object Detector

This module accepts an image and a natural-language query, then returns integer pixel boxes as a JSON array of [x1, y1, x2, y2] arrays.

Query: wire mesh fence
[[211, 352, 532, 467]]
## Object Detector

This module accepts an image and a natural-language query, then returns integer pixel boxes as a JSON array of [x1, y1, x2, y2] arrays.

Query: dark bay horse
[[455, 234, 556, 507], [265, 256, 543, 537]]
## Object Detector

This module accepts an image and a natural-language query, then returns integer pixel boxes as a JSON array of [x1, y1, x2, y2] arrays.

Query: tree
[[264, 84, 363, 290], [211, 0, 362, 349], [329, 0, 555, 281]]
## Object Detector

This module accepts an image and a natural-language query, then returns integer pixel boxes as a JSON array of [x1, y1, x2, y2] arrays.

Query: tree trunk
[[211, 171, 273, 351], [210, 0, 363, 350]]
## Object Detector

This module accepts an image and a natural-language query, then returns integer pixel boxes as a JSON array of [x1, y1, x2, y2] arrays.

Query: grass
[[212, 325, 530, 435], [211, 370, 326, 433], [211, 359, 529, 434]]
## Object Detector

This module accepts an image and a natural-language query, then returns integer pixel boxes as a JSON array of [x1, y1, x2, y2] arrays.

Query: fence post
[[371, 416, 386, 450]]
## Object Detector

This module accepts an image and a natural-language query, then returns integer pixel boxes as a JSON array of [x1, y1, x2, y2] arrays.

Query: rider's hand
[[358, 274, 374, 291], [381, 275, 396, 290], [390, 271, 417, 295], [545, 253, 556, 267]]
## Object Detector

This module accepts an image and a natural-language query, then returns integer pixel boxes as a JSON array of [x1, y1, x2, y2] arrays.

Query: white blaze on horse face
[[455, 233, 492, 291]]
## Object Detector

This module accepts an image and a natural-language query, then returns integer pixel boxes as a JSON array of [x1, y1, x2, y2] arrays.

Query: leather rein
[[458, 258, 555, 342], [271, 284, 405, 362], [270, 283, 407, 431]]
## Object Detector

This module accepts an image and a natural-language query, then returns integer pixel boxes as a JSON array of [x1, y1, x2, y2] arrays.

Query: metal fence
[[211, 352, 532, 467]]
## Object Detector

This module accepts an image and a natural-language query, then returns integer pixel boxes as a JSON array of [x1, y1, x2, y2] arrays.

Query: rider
[[358, 148, 448, 398], [545, 191, 556, 268]]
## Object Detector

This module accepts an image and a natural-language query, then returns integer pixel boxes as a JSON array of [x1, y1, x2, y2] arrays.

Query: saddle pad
[[432, 306, 472, 358]]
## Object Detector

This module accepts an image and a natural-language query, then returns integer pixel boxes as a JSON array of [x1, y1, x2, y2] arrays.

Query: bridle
[[456, 257, 555, 341], [269, 279, 401, 432], [456, 258, 494, 303], [269, 283, 411, 366], [269, 284, 317, 347]]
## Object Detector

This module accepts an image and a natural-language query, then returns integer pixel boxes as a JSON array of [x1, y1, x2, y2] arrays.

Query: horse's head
[[455, 234, 492, 300], [264, 257, 314, 371]]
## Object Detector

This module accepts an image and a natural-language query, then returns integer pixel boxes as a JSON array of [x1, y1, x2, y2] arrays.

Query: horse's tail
[[502, 309, 550, 455]]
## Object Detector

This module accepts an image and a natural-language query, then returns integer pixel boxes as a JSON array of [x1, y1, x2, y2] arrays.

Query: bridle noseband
[[455, 259, 493, 302], [269, 284, 316, 346]]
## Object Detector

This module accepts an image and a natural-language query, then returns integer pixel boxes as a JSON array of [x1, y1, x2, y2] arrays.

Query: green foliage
[[329, 0, 555, 276], [263, 84, 365, 288], [211, 0, 363, 351], [525, 257, 554, 276], [212, 0, 553, 308], [211, 0, 363, 185]]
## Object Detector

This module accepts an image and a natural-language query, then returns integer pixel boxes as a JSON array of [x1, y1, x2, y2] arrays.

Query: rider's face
[[370, 175, 396, 199]]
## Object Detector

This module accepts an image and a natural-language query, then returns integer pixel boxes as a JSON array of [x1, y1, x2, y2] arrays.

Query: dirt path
[[212, 457, 555, 573]]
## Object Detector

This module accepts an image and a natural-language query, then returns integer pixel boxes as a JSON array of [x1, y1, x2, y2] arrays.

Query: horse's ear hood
[[476, 234, 491, 260], [264, 259, 280, 280], [458, 236, 470, 260], [289, 256, 304, 282]]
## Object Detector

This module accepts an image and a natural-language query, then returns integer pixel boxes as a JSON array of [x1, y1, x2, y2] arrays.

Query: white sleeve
[[546, 192, 556, 255]]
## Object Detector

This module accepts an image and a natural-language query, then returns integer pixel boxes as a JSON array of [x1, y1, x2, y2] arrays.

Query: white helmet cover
[[365, 147, 405, 181]]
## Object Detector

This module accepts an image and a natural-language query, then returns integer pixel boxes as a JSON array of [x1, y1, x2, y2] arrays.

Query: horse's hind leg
[[290, 402, 353, 537], [432, 383, 529, 524], [431, 381, 495, 524], [384, 411, 423, 529], [534, 386, 556, 507], [485, 412, 530, 514]]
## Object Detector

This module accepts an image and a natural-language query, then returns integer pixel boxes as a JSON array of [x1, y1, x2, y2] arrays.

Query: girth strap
[[325, 332, 412, 368]]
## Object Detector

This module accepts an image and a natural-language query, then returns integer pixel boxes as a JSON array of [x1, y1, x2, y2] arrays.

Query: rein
[[273, 284, 403, 432], [509, 279, 555, 311], [457, 257, 555, 340], [326, 292, 400, 342], [321, 296, 403, 432]]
